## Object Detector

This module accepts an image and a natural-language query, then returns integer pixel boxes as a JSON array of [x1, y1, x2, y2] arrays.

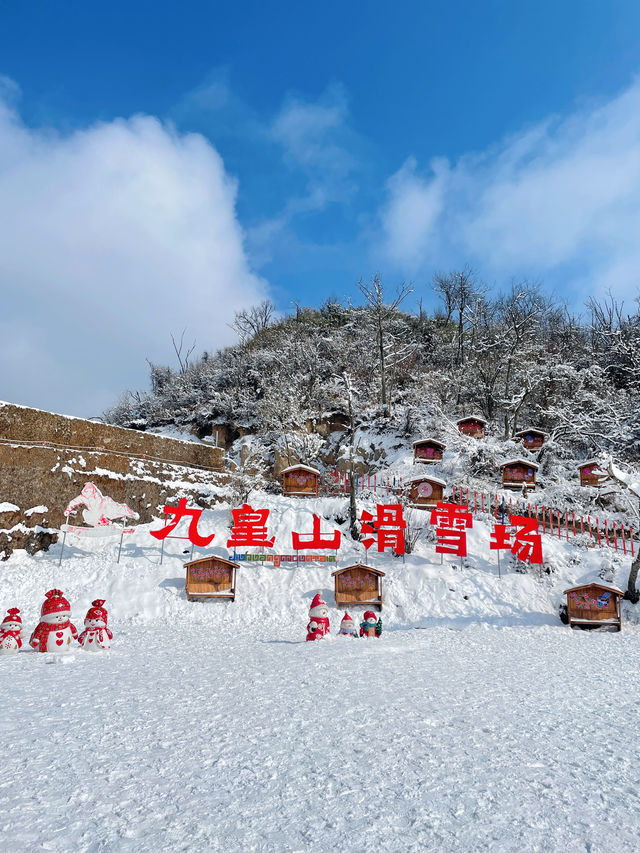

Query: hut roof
[[412, 438, 446, 448], [577, 459, 605, 470], [281, 464, 321, 475], [514, 427, 548, 438], [332, 563, 385, 577], [457, 415, 487, 425], [563, 582, 624, 596], [184, 555, 239, 569], [407, 474, 447, 487], [501, 458, 540, 470]]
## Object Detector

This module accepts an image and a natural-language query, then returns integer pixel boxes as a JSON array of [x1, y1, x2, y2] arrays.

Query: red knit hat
[[2, 607, 21, 626], [84, 599, 108, 626], [363, 610, 377, 621], [341, 611, 354, 625], [310, 592, 325, 610], [40, 589, 71, 617]]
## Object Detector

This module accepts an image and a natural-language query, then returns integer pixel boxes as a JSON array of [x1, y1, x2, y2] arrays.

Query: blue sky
[[1, 1, 640, 414]]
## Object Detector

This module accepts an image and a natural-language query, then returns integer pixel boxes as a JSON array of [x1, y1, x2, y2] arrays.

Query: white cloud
[[0, 91, 268, 416], [379, 78, 640, 299]]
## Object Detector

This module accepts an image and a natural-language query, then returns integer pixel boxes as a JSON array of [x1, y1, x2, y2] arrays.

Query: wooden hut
[[184, 555, 238, 602], [332, 563, 385, 610], [501, 458, 539, 490], [413, 438, 446, 464], [578, 460, 609, 488], [406, 474, 446, 509], [514, 427, 548, 450], [564, 583, 623, 631], [456, 416, 487, 438], [282, 464, 320, 497]]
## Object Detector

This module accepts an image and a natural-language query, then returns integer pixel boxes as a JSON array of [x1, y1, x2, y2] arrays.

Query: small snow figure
[[0, 608, 24, 654], [29, 589, 79, 653], [306, 592, 330, 641], [78, 599, 112, 652], [360, 611, 382, 638], [338, 611, 358, 637]]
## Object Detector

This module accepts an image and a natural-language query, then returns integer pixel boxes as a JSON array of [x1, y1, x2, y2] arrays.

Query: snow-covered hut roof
[[576, 459, 605, 470], [456, 415, 487, 425], [563, 583, 624, 596], [332, 563, 385, 577], [407, 474, 447, 487], [514, 427, 548, 438], [412, 438, 446, 448], [281, 464, 320, 475], [501, 458, 540, 470]]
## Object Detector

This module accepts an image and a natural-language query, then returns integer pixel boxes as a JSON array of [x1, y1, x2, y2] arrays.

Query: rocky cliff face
[[0, 402, 227, 558]]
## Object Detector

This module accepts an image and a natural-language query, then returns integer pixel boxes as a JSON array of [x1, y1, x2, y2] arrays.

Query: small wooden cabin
[[332, 563, 385, 610], [406, 474, 446, 509], [564, 583, 623, 631], [184, 555, 238, 601], [282, 464, 320, 497], [514, 427, 548, 451], [413, 438, 445, 464], [501, 459, 539, 490], [578, 460, 609, 488], [456, 416, 487, 439]]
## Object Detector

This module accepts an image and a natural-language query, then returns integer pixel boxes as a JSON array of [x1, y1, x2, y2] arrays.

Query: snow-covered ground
[[1, 496, 639, 851]]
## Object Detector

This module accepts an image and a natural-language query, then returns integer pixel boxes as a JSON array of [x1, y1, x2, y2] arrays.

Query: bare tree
[[358, 274, 413, 417], [171, 329, 196, 374], [231, 300, 275, 343]]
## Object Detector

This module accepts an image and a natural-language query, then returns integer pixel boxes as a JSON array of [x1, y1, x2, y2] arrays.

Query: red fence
[[320, 471, 635, 556], [451, 485, 635, 557]]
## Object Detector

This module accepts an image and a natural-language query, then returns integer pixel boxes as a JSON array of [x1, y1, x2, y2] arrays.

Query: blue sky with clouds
[[2, 1, 640, 415]]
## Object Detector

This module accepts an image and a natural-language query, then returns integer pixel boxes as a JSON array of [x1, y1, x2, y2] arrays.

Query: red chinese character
[[429, 502, 473, 557], [490, 515, 543, 564], [292, 514, 341, 550], [360, 504, 406, 555], [227, 504, 275, 549], [150, 498, 215, 547]]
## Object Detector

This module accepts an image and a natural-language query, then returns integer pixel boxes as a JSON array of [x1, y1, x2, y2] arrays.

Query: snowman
[[359, 610, 382, 638], [306, 592, 330, 641], [0, 608, 25, 654], [78, 599, 112, 652], [338, 611, 358, 637], [29, 589, 79, 653]]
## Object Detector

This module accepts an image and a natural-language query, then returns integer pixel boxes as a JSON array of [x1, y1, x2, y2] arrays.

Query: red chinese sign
[[490, 515, 543, 564], [227, 504, 275, 549], [292, 514, 341, 550], [360, 504, 406, 555], [429, 502, 473, 557], [150, 498, 215, 547]]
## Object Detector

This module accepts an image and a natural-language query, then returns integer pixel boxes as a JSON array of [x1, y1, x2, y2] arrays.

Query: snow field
[[1, 493, 638, 851]]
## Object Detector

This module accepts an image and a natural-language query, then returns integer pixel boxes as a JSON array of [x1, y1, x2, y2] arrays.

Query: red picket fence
[[451, 485, 636, 556], [321, 471, 403, 497]]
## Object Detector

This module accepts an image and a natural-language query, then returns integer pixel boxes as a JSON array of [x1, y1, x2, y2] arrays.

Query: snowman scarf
[[29, 619, 79, 652]]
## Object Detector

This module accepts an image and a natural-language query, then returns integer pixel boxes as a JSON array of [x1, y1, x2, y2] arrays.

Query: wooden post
[[565, 512, 569, 541], [622, 528, 627, 555], [596, 519, 601, 547], [572, 512, 576, 536], [557, 512, 561, 540], [604, 520, 609, 547], [613, 522, 618, 552], [587, 515, 592, 538], [542, 505, 546, 534], [481, 493, 485, 513]]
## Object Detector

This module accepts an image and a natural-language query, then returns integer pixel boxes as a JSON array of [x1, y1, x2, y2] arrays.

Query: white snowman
[[78, 599, 112, 652], [29, 589, 79, 653], [0, 608, 25, 654]]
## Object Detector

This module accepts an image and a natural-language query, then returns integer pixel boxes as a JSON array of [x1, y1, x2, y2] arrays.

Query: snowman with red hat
[[29, 589, 79, 653], [78, 599, 112, 652], [306, 591, 330, 641], [0, 608, 25, 654], [359, 611, 382, 638], [338, 611, 358, 637]]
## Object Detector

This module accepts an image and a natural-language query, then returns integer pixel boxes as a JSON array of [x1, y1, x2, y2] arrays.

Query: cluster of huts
[[278, 416, 608, 509]]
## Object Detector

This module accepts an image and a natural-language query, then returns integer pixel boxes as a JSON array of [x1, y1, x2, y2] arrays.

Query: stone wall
[[0, 402, 228, 558]]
